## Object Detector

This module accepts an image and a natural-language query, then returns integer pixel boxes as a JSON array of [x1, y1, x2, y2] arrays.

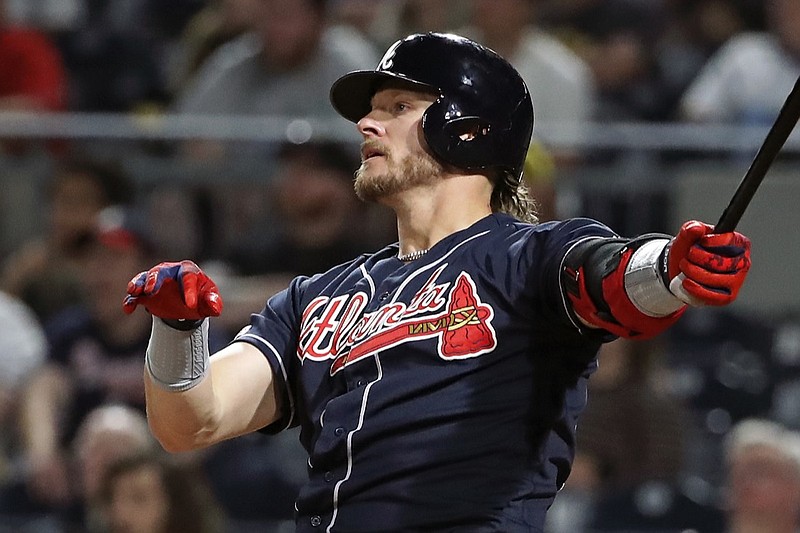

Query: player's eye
[[394, 102, 410, 114]]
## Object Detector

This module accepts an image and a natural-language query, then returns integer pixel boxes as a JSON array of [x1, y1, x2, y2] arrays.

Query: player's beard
[[354, 143, 444, 202]]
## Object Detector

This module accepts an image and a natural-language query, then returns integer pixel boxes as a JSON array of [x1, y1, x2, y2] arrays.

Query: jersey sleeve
[[230, 275, 309, 434], [524, 217, 621, 339]]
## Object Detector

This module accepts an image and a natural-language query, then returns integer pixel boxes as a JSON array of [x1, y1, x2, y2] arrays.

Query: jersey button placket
[[310, 515, 322, 527], [334, 426, 345, 437]]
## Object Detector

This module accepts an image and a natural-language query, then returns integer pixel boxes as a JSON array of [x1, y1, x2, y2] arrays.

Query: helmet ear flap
[[422, 100, 496, 171]]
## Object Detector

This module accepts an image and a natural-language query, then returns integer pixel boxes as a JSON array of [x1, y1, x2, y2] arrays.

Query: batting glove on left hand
[[666, 220, 751, 306], [122, 260, 223, 320]]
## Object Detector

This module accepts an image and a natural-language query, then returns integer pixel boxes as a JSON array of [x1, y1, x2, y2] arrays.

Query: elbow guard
[[561, 235, 686, 339]]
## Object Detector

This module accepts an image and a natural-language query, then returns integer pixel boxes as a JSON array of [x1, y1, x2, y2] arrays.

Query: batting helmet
[[329, 32, 534, 183]]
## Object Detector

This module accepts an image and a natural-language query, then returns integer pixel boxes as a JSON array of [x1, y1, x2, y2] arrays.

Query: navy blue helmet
[[330, 32, 534, 184]]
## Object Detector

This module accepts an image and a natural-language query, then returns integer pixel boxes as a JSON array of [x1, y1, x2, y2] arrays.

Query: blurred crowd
[[1, 0, 800, 532]]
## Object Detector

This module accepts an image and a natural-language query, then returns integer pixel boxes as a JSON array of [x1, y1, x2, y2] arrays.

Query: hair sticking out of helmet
[[330, 33, 535, 195], [491, 173, 539, 224]]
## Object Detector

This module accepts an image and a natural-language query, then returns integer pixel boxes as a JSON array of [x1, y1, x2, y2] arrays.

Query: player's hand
[[666, 220, 751, 306], [122, 260, 223, 320]]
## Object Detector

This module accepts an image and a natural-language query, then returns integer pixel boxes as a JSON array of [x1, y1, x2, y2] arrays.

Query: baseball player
[[123, 33, 751, 532]]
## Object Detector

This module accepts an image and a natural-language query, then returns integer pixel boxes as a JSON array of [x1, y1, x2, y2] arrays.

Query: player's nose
[[357, 114, 385, 138]]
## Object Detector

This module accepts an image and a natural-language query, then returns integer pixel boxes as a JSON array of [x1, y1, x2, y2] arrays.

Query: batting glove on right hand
[[122, 260, 223, 320], [666, 220, 751, 306]]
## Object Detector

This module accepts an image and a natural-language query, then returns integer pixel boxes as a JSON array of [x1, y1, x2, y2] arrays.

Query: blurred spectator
[[142, 183, 211, 262], [393, 0, 472, 41], [0, 291, 46, 436], [653, 0, 748, 120], [1, 156, 133, 323], [168, 0, 255, 98], [723, 418, 800, 533], [18, 207, 157, 513], [330, 0, 474, 52], [1, 403, 158, 532], [100, 452, 225, 533], [328, 0, 404, 51], [541, 0, 673, 122], [0, 0, 67, 156], [679, 0, 800, 126], [69, 404, 160, 532], [55, 0, 173, 112], [174, 0, 378, 160], [0, 0, 66, 114], [577, 338, 687, 492], [227, 140, 376, 276], [0, 291, 46, 521], [457, 0, 596, 160], [4, 0, 85, 33]]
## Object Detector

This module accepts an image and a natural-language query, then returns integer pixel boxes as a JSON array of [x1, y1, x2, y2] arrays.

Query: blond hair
[[490, 173, 539, 224]]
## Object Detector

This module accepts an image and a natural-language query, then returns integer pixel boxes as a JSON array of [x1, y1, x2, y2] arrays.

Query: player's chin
[[355, 172, 390, 202], [354, 177, 379, 202], [355, 163, 381, 184]]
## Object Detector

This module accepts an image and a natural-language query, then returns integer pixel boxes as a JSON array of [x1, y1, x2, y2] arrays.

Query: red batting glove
[[667, 220, 751, 306], [122, 260, 223, 320]]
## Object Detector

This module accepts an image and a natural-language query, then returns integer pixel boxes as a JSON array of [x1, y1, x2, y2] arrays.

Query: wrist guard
[[146, 317, 209, 392]]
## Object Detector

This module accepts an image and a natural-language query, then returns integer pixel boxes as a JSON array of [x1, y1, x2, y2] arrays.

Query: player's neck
[[392, 174, 492, 256]]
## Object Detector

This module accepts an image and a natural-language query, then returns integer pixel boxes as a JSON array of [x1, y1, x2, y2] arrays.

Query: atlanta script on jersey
[[234, 214, 617, 532]]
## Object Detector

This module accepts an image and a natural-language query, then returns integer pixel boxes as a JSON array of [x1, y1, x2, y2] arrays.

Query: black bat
[[671, 76, 800, 305], [714, 75, 800, 232]]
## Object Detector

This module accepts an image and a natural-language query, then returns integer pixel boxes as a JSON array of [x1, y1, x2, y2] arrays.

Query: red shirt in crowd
[[0, 27, 66, 111]]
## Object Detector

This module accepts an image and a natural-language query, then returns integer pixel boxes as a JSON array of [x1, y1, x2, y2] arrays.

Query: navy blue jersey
[[233, 213, 618, 532]]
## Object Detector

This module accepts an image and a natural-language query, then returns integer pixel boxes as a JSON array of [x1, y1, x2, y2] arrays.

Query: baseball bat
[[714, 75, 800, 233], [670, 75, 800, 304]]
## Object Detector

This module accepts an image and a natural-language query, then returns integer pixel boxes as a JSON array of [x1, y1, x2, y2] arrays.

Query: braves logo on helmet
[[298, 266, 497, 375], [377, 39, 402, 71]]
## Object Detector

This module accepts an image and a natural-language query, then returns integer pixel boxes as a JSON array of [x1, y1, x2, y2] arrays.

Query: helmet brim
[[329, 70, 436, 124]]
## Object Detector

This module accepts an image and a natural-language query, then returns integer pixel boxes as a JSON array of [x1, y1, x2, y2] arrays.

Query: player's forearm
[[145, 355, 281, 452], [144, 370, 224, 452], [143, 317, 226, 451]]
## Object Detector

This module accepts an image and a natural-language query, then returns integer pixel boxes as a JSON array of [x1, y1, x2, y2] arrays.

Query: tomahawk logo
[[377, 38, 402, 71], [297, 267, 497, 375]]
